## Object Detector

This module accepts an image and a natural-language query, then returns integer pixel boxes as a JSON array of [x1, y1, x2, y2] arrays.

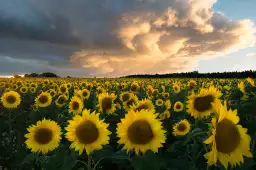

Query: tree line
[[23, 72, 59, 78], [123, 70, 256, 78]]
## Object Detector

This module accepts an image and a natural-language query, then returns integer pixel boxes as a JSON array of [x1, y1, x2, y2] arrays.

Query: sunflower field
[[0, 77, 256, 170]]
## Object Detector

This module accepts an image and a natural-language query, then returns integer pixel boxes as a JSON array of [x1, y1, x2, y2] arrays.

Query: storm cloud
[[0, 0, 255, 77]]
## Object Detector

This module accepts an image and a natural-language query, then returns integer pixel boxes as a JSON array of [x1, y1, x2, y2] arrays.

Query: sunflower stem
[[87, 155, 92, 170], [93, 158, 104, 170]]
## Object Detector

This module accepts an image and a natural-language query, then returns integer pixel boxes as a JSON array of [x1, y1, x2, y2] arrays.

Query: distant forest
[[20, 70, 256, 78], [123, 70, 256, 79]]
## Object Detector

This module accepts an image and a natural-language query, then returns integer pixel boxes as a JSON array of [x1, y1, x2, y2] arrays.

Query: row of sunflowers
[[0, 77, 256, 170]]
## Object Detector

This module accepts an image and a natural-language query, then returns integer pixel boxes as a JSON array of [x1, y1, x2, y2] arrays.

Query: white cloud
[[70, 0, 256, 76], [246, 52, 256, 57]]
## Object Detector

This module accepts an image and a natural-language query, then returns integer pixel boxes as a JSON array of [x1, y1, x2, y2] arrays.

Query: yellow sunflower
[[159, 100, 172, 120], [55, 95, 68, 107], [116, 109, 166, 154], [97, 93, 116, 114], [187, 80, 197, 90], [69, 96, 84, 115], [204, 101, 253, 169], [120, 91, 131, 103], [246, 77, 255, 87], [11, 84, 19, 90], [59, 84, 68, 94], [162, 92, 170, 99], [155, 99, 164, 107], [173, 84, 181, 94], [172, 119, 191, 136], [20, 86, 28, 94], [131, 99, 155, 112], [35, 92, 52, 107], [30, 87, 37, 94], [24, 119, 62, 154], [81, 89, 90, 100], [130, 82, 140, 93], [186, 86, 222, 119], [65, 109, 111, 155], [174, 101, 184, 112], [1, 90, 21, 108], [123, 94, 139, 111]]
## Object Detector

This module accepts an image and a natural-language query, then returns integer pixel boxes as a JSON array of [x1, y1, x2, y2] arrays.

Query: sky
[[0, 0, 255, 77]]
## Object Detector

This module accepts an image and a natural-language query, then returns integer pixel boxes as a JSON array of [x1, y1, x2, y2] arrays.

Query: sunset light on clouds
[[0, 0, 255, 77]]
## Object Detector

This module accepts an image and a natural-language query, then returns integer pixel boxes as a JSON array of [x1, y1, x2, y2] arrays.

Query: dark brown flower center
[[34, 128, 53, 144], [76, 121, 99, 144], [82, 91, 88, 97], [5, 84, 10, 88], [122, 93, 130, 102], [101, 97, 112, 110], [58, 96, 66, 104], [135, 104, 149, 112], [193, 95, 214, 112], [39, 95, 49, 104], [131, 85, 138, 92], [157, 100, 163, 105], [128, 120, 153, 144], [60, 87, 66, 93], [215, 119, 240, 153], [6, 95, 16, 104], [72, 101, 80, 110], [175, 104, 181, 109], [177, 123, 186, 132]]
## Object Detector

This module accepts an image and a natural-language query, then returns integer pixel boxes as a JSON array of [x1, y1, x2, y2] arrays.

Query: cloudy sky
[[0, 0, 255, 77]]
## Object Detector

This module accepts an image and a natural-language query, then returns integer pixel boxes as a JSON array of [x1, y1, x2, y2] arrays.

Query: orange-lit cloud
[[68, 0, 256, 77]]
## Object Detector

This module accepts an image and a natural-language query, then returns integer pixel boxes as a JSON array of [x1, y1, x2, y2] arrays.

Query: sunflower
[[16, 80, 23, 86], [159, 100, 172, 120], [97, 87, 105, 95], [81, 89, 90, 100], [172, 119, 191, 136], [173, 84, 181, 94], [186, 86, 222, 119], [11, 84, 19, 90], [174, 101, 184, 112], [24, 119, 62, 154], [0, 82, 5, 88], [187, 80, 197, 90], [65, 109, 111, 155], [130, 82, 140, 93], [43, 79, 50, 86], [30, 87, 37, 94], [97, 93, 116, 114], [116, 109, 166, 154], [131, 99, 155, 112], [55, 95, 68, 107], [59, 84, 68, 94], [20, 86, 28, 94], [1, 90, 21, 108], [162, 92, 170, 99], [69, 96, 84, 115], [246, 77, 255, 87], [146, 85, 154, 98], [120, 91, 131, 103], [49, 90, 56, 97], [204, 101, 253, 169], [35, 92, 52, 108], [123, 94, 139, 111], [155, 99, 164, 107]]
